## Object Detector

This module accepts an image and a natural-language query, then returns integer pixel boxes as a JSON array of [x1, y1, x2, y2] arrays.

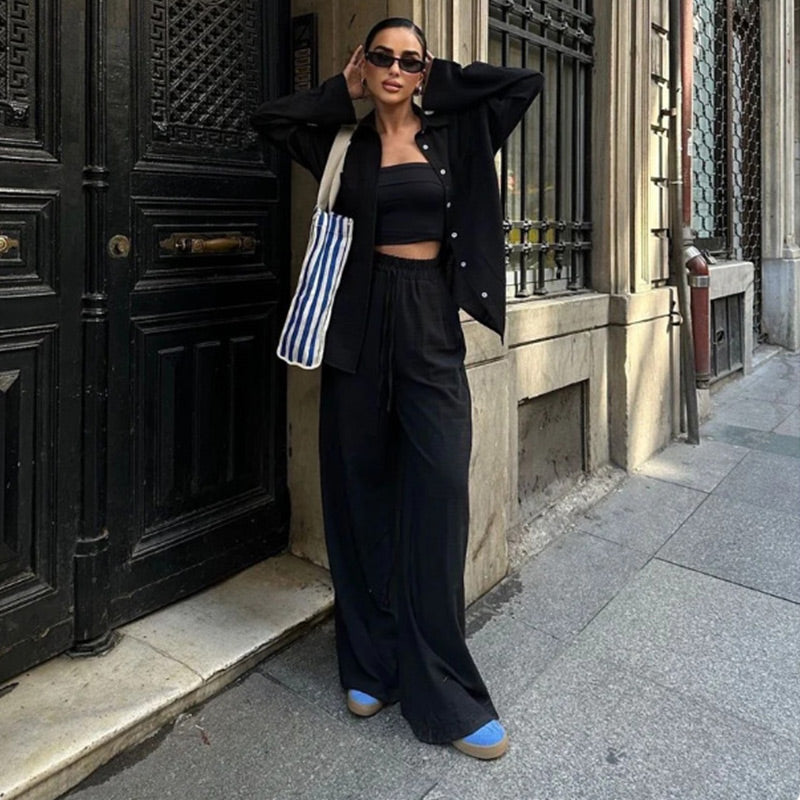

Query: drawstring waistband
[[373, 252, 442, 411], [381, 274, 398, 410]]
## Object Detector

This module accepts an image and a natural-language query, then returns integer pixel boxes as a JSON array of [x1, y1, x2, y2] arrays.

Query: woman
[[251, 17, 542, 759]]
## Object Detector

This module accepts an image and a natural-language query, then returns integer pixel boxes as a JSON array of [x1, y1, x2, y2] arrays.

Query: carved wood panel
[[0, 0, 33, 128], [0, 0, 57, 157], [0, 326, 56, 599], [0, 190, 58, 295], [0, 0, 79, 680], [132, 306, 276, 554], [133, 198, 273, 286], [141, 0, 262, 162]]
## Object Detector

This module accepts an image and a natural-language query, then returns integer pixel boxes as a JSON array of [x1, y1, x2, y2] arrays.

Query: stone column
[[593, 0, 681, 468], [591, 0, 633, 296], [390, 0, 487, 61], [286, 0, 393, 569], [761, 0, 800, 351]]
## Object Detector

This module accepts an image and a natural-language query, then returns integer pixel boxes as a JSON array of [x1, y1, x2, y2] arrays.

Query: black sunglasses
[[364, 50, 426, 74]]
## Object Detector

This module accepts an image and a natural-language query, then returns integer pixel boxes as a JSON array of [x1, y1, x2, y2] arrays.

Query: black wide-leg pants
[[319, 253, 498, 744]]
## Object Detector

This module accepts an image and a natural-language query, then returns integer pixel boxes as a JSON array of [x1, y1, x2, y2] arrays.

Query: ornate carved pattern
[[150, 0, 260, 150], [0, 0, 32, 127]]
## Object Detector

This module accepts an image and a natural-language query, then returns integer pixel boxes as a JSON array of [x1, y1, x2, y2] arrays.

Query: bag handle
[[316, 125, 355, 212]]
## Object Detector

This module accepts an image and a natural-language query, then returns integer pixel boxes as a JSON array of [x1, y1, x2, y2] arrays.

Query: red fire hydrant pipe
[[685, 246, 711, 387]]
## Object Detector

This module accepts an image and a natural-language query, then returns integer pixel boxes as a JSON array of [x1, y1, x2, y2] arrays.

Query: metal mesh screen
[[489, 0, 594, 298], [692, 0, 762, 336]]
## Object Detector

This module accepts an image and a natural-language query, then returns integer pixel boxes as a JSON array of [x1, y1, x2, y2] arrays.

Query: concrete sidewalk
[[57, 349, 800, 799]]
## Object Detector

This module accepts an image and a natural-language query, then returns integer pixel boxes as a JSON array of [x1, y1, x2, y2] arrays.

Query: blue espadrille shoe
[[453, 719, 508, 759], [346, 689, 384, 717]]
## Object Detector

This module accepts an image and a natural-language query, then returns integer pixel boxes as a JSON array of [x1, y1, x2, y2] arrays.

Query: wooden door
[[0, 0, 84, 681], [0, 0, 290, 683], [104, 0, 290, 625]]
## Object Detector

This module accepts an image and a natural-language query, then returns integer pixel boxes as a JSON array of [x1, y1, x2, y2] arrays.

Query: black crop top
[[374, 163, 445, 245]]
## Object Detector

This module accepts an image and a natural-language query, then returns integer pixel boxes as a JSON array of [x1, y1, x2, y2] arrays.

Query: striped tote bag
[[277, 126, 355, 369]]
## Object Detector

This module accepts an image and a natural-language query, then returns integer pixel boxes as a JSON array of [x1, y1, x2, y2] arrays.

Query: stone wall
[[761, 0, 800, 351], [283, 0, 682, 604], [796, 2, 800, 252]]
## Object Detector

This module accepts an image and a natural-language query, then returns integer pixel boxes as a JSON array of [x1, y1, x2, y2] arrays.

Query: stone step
[[0, 554, 333, 800]]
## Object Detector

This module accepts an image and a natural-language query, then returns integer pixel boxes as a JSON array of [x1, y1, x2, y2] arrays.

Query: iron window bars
[[489, 0, 594, 298], [692, 0, 762, 336]]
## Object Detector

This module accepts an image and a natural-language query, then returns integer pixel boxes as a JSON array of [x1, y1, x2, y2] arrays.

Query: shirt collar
[[357, 103, 449, 134]]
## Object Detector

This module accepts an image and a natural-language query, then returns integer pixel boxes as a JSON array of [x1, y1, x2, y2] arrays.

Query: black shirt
[[250, 58, 543, 373]]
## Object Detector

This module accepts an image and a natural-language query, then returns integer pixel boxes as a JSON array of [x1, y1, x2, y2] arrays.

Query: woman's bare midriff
[[375, 241, 441, 260]]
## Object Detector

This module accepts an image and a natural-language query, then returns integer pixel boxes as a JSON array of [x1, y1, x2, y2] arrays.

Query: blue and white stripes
[[276, 207, 354, 369], [277, 125, 355, 369]]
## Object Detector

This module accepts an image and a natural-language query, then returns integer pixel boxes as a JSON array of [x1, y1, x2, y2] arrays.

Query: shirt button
[[422, 144, 429, 150], [446, 201, 452, 208], [481, 291, 488, 299], [460, 261, 467, 268], [450, 231, 458, 239], [440, 168, 447, 175]]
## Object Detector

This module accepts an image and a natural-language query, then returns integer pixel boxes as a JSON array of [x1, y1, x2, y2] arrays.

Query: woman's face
[[363, 26, 425, 107]]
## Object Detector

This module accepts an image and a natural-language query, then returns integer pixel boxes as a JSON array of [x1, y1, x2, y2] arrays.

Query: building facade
[[285, 0, 799, 604], [0, 0, 797, 682]]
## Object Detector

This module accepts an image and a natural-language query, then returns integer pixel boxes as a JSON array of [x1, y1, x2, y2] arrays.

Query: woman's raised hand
[[343, 45, 368, 100], [421, 50, 435, 95]]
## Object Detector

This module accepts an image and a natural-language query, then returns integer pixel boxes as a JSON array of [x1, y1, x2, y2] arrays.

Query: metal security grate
[[692, 0, 762, 337], [489, 0, 594, 298]]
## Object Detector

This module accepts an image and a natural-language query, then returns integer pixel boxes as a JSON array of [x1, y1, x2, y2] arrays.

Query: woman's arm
[[422, 58, 543, 153], [250, 73, 357, 180]]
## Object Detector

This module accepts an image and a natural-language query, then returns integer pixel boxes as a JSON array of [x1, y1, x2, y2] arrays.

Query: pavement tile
[[566, 560, 800, 743], [635, 438, 749, 492], [422, 653, 800, 800], [774, 409, 800, 437], [708, 396, 796, 431], [571, 476, 706, 555], [658, 494, 800, 602], [712, 449, 800, 516], [717, 373, 800, 406], [748, 353, 800, 384], [258, 618, 343, 720], [701, 422, 800, 458], [66, 673, 436, 800], [724, 352, 800, 388], [466, 599, 567, 710], [488, 532, 650, 641]]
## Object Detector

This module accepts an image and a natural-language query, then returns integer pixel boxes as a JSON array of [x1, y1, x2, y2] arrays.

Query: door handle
[[0, 234, 20, 255], [159, 232, 259, 255]]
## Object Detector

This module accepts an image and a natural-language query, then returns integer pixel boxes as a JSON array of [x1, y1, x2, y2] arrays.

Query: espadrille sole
[[453, 732, 509, 760], [346, 694, 384, 717]]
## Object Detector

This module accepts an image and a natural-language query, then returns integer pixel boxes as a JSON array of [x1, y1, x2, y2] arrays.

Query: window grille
[[692, 0, 762, 336], [489, 0, 594, 298]]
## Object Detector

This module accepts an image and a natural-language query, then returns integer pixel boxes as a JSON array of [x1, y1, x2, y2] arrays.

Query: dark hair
[[364, 17, 427, 56]]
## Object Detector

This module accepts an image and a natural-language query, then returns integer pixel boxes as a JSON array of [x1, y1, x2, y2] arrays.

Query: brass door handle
[[159, 232, 258, 255], [0, 234, 20, 255]]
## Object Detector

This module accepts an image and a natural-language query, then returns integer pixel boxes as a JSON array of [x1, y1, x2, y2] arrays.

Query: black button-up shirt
[[251, 59, 543, 373]]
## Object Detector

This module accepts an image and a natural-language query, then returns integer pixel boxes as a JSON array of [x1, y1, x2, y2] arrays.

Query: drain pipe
[[668, 0, 700, 444]]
